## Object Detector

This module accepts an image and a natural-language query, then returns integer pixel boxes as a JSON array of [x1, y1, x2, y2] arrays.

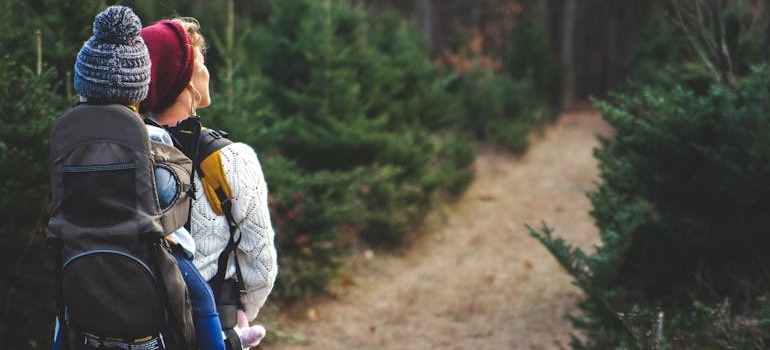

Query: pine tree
[[530, 70, 770, 348], [199, 0, 475, 301], [529, 2, 770, 347], [0, 1, 77, 347]]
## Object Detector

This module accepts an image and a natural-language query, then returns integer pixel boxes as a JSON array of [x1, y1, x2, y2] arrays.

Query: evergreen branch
[[527, 221, 644, 349]]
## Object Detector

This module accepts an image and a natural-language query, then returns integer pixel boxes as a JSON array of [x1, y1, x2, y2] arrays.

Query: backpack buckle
[[83, 332, 164, 350], [209, 129, 228, 139]]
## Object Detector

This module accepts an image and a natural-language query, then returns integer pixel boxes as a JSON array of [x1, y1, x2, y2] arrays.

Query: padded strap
[[198, 150, 231, 216], [195, 129, 244, 295], [198, 129, 232, 161], [196, 129, 233, 216], [195, 128, 248, 333]]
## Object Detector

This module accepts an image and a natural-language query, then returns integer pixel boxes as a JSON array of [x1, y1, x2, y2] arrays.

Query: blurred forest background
[[2, 0, 770, 349]]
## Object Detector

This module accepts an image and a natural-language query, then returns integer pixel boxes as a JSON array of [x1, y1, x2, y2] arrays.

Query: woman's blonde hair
[[171, 17, 207, 64]]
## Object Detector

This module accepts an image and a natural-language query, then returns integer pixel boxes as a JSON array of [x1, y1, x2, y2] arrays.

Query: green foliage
[[2, 0, 544, 341], [428, 133, 476, 199], [0, 63, 63, 350], [530, 68, 770, 348], [455, 68, 546, 154], [28, 0, 104, 96], [628, 7, 697, 89], [199, 0, 476, 301], [452, 66, 543, 154], [258, 1, 472, 224], [432, 0, 552, 154], [595, 76, 770, 300], [629, 2, 767, 92], [0, 3, 70, 348], [262, 157, 361, 301], [533, 2, 770, 343]]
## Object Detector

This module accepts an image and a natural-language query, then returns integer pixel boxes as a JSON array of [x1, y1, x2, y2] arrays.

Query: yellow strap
[[199, 151, 232, 216]]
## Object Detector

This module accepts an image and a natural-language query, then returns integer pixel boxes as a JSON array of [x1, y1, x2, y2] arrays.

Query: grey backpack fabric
[[47, 103, 196, 349]]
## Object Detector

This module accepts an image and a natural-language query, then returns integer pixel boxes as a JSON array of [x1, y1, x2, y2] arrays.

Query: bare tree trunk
[[226, 0, 235, 113], [415, 0, 433, 49], [561, 0, 577, 111], [36, 29, 42, 76], [712, 0, 734, 85], [760, 2, 770, 63]]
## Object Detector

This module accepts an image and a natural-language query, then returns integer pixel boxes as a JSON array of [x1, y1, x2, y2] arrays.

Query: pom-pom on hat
[[139, 20, 195, 114], [74, 6, 150, 104]]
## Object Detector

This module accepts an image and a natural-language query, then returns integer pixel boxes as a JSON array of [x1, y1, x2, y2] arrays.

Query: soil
[[260, 110, 614, 350]]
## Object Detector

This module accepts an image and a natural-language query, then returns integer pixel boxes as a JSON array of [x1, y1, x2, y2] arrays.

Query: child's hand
[[237, 309, 266, 348], [239, 324, 266, 348]]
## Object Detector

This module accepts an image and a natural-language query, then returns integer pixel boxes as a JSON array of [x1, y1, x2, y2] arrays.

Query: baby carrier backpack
[[170, 126, 245, 350], [47, 103, 196, 350]]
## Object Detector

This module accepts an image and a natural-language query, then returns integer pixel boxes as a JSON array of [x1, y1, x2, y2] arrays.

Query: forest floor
[[260, 109, 614, 350]]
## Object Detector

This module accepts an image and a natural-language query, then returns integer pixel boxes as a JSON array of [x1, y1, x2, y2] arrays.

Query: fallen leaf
[[307, 307, 319, 321], [523, 259, 534, 270]]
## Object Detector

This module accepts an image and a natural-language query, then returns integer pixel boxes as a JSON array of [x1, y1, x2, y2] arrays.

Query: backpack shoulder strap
[[197, 128, 233, 216], [198, 128, 233, 161], [196, 129, 253, 350]]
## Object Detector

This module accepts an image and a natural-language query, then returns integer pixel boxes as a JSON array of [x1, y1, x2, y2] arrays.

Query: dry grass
[[261, 110, 613, 350]]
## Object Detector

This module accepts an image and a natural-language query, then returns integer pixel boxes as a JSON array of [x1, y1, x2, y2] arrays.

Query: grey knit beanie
[[74, 6, 150, 104]]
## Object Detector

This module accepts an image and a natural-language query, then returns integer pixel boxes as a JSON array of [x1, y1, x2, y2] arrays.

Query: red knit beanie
[[139, 20, 195, 114]]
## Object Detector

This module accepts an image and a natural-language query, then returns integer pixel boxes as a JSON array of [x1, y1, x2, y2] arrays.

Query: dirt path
[[263, 110, 613, 350]]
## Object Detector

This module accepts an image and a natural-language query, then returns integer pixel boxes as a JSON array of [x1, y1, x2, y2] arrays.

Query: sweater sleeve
[[190, 142, 278, 321]]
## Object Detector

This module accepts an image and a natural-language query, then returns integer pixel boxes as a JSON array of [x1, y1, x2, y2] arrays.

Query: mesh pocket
[[62, 163, 136, 227]]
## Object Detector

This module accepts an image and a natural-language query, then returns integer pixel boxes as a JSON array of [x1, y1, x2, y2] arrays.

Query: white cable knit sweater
[[189, 142, 277, 321]]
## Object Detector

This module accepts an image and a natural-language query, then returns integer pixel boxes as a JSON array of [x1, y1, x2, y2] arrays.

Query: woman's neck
[[153, 97, 195, 126]]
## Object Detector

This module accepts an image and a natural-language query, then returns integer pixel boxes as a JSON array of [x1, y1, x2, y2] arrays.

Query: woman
[[139, 17, 278, 349]]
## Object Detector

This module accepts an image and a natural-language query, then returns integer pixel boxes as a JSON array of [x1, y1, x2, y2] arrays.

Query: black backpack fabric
[[47, 103, 196, 350]]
